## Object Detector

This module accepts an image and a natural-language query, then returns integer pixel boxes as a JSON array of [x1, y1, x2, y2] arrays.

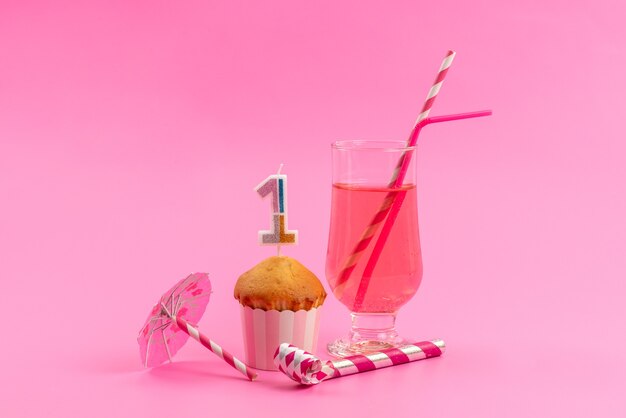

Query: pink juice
[[326, 183, 423, 313]]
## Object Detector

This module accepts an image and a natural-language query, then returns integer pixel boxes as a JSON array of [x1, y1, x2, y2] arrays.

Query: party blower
[[274, 339, 445, 385]]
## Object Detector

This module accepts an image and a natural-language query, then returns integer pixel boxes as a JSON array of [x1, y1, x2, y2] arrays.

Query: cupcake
[[234, 256, 326, 370]]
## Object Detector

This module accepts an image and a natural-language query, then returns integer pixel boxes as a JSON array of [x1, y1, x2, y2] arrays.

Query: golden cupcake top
[[234, 256, 326, 311]]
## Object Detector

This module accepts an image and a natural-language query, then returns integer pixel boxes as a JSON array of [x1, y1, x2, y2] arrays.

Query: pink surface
[[1, 1, 625, 417]]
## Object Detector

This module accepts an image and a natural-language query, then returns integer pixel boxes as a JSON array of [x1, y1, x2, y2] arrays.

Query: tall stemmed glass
[[326, 140, 422, 357]]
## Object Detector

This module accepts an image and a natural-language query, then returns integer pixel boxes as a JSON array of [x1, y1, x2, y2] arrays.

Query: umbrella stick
[[173, 315, 258, 381]]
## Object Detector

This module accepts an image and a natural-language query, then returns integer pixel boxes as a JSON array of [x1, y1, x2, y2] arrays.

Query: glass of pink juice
[[326, 140, 422, 356]]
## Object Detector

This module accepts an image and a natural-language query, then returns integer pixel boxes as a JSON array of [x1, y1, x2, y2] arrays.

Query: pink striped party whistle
[[274, 339, 445, 385]]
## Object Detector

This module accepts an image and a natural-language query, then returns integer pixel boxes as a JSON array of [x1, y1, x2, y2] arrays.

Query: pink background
[[1, 1, 625, 417]]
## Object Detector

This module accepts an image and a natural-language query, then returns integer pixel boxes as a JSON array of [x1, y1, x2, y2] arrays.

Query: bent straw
[[333, 50, 456, 299], [352, 110, 493, 311]]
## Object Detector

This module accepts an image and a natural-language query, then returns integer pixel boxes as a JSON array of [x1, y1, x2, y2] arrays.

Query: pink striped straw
[[351, 110, 492, 310], [174, 316, 258, 381], [333, 50, 456, 298], [274, 339, 445, 385]]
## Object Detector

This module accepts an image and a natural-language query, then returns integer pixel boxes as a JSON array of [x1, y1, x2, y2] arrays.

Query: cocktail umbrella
[[137, 272, 257, 380]]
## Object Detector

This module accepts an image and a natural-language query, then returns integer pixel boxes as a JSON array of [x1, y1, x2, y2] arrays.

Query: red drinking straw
[[351, 110, 493, 311], [333, 50, 456, 299]]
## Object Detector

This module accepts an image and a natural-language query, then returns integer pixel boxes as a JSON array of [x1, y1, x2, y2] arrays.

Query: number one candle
[[255, 166, 298, 254]]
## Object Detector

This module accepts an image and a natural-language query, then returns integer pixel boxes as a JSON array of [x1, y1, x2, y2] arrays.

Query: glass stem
[[349, 312, 399, 343]]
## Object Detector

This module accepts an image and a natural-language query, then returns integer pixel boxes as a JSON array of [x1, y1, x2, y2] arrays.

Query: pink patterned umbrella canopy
[[138, 272, 211, 367]]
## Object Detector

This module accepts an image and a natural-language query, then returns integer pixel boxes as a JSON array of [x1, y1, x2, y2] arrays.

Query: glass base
[[327, 312, 410, 357]]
